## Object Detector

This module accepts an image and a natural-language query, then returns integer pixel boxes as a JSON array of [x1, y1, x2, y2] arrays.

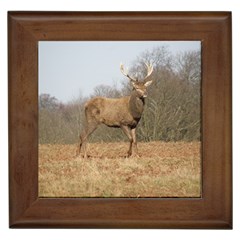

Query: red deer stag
[[77, 63, 153, 158]]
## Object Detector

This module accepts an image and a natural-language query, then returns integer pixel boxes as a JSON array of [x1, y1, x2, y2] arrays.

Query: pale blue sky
[[39, 41, 200, 103]]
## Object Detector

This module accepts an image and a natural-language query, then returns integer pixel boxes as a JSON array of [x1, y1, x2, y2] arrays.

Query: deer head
[[120, 62, 153, 98]]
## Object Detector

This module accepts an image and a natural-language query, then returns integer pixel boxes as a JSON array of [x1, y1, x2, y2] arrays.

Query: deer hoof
[[127, 152, 140, 158]]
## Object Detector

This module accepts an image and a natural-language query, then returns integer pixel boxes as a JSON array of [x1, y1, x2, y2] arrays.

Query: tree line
[[39, 46, 201, 144]]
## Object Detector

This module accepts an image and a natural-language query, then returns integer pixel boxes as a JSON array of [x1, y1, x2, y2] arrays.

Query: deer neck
[[129, 90, 145, 120]]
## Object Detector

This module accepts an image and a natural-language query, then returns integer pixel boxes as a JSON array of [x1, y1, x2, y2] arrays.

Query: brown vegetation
[[39, 141, 201, 198]]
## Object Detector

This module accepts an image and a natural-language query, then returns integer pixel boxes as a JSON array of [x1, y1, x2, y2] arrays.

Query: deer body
[[86, 91, 144, 128], [77, 63, 153, 158]]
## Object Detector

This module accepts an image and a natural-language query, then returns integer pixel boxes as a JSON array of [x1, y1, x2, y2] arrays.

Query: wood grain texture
[[8, 11, 232, 229]]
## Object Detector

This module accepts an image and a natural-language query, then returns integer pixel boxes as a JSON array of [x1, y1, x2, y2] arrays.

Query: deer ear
[[144, 80, 153, 87]]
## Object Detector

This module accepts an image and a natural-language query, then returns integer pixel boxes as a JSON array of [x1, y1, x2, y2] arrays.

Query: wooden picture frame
[[8, 11, 232, 229]]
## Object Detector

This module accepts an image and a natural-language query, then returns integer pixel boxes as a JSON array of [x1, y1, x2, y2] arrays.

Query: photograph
[[38, 41, 202, 198]]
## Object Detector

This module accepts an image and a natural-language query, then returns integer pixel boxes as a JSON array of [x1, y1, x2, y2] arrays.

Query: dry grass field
[[39, 141, 201, 198]]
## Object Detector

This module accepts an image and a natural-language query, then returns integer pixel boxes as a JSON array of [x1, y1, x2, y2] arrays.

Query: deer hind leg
[[78, 121, 99, 158], [121, 126, 133, 157]]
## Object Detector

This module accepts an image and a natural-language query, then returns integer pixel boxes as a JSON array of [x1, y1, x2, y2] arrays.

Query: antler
[[120, 63, 137, 82], [143, 62, 153, 82], [120, 62, 153, 83]]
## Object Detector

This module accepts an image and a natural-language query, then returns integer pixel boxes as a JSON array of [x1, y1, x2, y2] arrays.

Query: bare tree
[[175, 50, 201, 84], [77, 63, 153, 158], [39, 93, 59, 110], [92, 84, 122, 98], [39, 93, 86, 144], [129, 48, 201, 142]]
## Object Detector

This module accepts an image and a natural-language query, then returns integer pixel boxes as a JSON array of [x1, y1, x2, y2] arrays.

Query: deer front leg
[[131, 128, 139, 157], [121, 125, 133, 157]]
